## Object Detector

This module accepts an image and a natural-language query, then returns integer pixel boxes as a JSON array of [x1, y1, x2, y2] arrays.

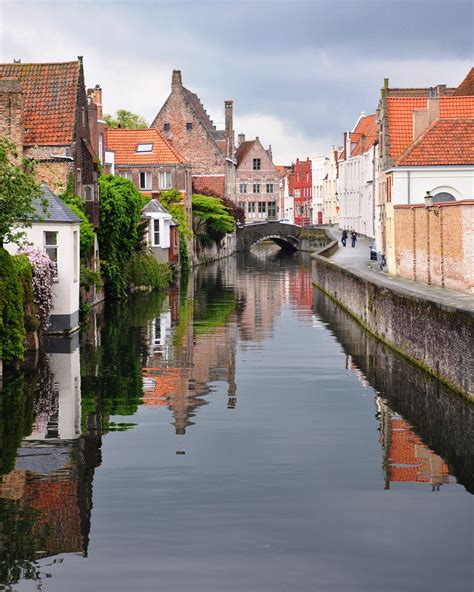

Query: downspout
[[407, 170, 411, 205]]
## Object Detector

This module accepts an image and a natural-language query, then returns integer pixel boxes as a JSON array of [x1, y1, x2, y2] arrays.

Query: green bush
[[80, 265, 103, 290], [0, 249, 26, 363], [11, 254, 38, 333], [60, 192, 96, 262], [127, 252, 172, 290]]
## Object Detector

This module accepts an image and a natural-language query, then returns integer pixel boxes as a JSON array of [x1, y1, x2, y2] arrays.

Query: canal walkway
[[325, 228, 474, 314]]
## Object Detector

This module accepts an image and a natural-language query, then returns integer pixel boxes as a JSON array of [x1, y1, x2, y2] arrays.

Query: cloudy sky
[[1, 0, 472, 163]]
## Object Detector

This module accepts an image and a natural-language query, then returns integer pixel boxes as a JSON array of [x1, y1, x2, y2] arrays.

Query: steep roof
[[350, 113, 377, 156], [234, 140, 256, 164], [32, 184, 82, 223], [453, 67, 474, 96], [182, 87, 215, 130], [386, 96, 474, 159], [141, 198, 172, 216], [395, 118, 474, 166], [0, 61, 81, 145], [106, 128, 187, 165]]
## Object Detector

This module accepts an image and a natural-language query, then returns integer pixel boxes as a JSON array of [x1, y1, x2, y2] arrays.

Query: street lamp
[[424, 191, 433, 208]]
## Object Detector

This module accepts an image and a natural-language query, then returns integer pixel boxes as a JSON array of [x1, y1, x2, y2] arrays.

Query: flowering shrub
[[20, 247, 56, 330]]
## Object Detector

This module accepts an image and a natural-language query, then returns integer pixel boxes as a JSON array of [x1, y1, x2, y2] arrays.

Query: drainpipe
[[407, 170, 411, 204]]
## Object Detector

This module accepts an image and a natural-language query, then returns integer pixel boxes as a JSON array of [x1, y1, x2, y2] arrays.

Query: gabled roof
[[0, 61, 81, 146], [386, 96, 474, 159], [350, 113, 377, 156], [182, 87, 215, 130], [106, 128, 188, 165], [32, 184, 82, 223], [141, 199, 172, 216], [234, 140, 256, 164], [395, 118, 474, 167], [453, 68, 474, 96]]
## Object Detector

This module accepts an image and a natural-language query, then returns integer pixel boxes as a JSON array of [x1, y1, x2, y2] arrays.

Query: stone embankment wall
[[193, 233, 236, 266], [312, 241, 473, 400]]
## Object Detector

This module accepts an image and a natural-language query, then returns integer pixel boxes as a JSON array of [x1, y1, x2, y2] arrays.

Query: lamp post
[[424, 191, 439, 216]]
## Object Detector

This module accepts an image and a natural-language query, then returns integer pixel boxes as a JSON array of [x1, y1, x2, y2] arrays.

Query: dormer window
[[136, 143, 153, 153]]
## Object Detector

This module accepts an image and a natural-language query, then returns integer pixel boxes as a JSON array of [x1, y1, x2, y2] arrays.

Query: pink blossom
[[20, 246, 56, 330]]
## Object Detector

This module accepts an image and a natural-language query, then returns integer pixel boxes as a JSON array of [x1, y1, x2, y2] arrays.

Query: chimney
[[94, 84, 103, 119], [172, 70, 182, 90], [225, 100, 234, 154], [13, 58, 21, 64], [268, 144, 272, 159], [413, 98, 439, 140], [0, 78, 24, 160]]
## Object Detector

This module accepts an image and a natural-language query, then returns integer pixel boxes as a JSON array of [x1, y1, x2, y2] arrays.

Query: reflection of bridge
[[237, 221, 301, 251]]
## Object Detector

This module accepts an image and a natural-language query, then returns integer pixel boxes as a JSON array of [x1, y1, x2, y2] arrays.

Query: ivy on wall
[[0, 249, 26, 363]]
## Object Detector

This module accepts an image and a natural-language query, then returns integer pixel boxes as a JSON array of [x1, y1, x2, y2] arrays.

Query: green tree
[[192, 193, 236, 244], [0, 138, 43, 247], [104, 109, 148, 129], [98, 175, 143, 298]]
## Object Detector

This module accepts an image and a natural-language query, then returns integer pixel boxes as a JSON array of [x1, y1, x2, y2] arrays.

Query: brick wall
[[312, 248, 474, 398], [0, 78, 24, 159], [394, 202, 474, 295]]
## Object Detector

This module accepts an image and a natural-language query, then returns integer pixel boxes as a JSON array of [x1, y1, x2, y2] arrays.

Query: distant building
[[322, 148, 340, 225], [151, 70, 236, 200], [338, 112, 377, 237], [276, 165, 294, 223], [311, 156, 328, 225], [292, 158, 312, 225], [0, 58, 100, 229], [5, 185, 81, 334], [234, 135, 280, 222]]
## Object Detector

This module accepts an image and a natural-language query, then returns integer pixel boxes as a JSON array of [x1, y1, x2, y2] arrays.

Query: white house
[[141, 199, 175, 263], [322, 148, 340, 225], [311, 156, 328, 225], [338, 113, 377, 238], [5, 185, 81, 334]]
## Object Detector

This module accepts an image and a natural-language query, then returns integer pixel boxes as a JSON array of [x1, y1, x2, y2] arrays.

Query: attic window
[[186, 122, 193, 131], [136, 143, 153, 153], [164, 123, 170, 132]]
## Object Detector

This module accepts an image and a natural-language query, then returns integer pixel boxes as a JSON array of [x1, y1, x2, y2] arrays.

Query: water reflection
[[0, 243, 472, 590]]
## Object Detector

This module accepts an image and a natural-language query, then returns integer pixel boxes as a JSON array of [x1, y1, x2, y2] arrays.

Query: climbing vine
[[0, 249, 26, 363]]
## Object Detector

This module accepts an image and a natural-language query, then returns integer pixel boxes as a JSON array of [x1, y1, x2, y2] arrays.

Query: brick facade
[[151, 70, 236, 200], [235, 136, 279, 222], [292, 158, 312, 225], [394, 201, 474, 295]]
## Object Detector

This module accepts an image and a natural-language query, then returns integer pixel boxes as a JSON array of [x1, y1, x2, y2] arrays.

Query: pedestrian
[[341, 229, 348, 247], [351, 230, 357, 248]]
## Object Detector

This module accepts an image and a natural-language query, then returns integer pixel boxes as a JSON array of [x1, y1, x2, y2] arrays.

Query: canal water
[[1, 244, 472, 592]]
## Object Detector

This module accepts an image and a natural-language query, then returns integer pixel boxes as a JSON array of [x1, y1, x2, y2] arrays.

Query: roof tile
[[106, 128, 188, 165]]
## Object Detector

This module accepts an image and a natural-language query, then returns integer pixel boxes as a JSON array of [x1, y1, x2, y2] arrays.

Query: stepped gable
[[0, 61, 80, 145], [350, 113, 377, 157], [106, 127, 187, 165], [453, 67, 474, 96], [395, 118, 474, 167], [182, 87, 215, 131]]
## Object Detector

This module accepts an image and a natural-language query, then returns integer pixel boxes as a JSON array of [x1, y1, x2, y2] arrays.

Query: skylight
[[136, 143, 153, 153]]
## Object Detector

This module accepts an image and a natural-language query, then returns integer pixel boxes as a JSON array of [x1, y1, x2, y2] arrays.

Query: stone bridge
[[236, 221, 329, 252]]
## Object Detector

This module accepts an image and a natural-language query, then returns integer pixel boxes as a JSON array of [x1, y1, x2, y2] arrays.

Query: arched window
[[433, 192, 456, 203]]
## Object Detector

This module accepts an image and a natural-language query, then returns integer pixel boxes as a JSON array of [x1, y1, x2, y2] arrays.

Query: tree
[[193, 186, 245, 225], [0, 138, 43, 247], [192, 194, 236, 245], [104, 109, 148, 129]]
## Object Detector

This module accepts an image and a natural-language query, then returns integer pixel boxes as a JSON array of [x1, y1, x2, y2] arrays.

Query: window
[[152, 219, 160, 246], [248, 202, 256, 217], [83, 185, 92, 201], [253, 182, 260, 194], [266, 182, 274, 193], [186, 122, 193, 131], [139, 172, 152, 191], [159, 171, 172, 189], [136, 143, 153, 153], [240, 181, 247, 194], [44, 231, 58, 277], [120, 172, 132, 180], [258, 201, 266, 214], [98, 133, 104, 159], [253, 158, 261, 170], [73, 231, 78, 282], [81, 107, 86, 127], [433, 192, 456, 202], [164, 123, 170, 132], [238, 201, 245, 210]]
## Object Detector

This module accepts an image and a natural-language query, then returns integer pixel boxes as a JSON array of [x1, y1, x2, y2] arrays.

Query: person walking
[[341, 229, 348, 247], [351, 230, 357, 248]]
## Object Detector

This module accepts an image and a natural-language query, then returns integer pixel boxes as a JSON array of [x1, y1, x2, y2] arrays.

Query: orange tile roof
[[106, 128, 187, 165], [350, 113, 377, 156], [453, 67, 474, 96], [395, 118, 474, 166], [0, 61, 80, 145], [386, 96, 474, 159]]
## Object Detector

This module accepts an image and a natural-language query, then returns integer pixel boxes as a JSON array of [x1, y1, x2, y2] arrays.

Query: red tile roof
[[453, 67, 474, 96], [0, 61, 80, 145], [350, 113, 377, 156], [395, 118, 474, 166], [106, 128, 187, 165], [192, 175, 225, 196], [234, 140, 256, 164], [386, 96, 474, 159]]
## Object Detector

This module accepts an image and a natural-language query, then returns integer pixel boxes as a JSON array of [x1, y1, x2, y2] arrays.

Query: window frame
[[139, 171, 152, 191], [253, 158, 261, 170], [152, 219, 161, 246], [253, 181, 261, 194], [159, 171, 172, 190], [44, 231, 59, 279]]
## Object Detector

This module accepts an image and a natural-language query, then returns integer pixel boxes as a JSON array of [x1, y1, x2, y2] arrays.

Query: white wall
[[323, 150, 339, 224], [312, 156, 328, 223], [5, 221, 80, 319], [390, 167, 474, 205]]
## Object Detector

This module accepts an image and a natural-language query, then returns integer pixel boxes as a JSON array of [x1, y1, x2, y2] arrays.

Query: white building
[[322, 148, 340, 225], [5, 185, 81, 334], [338, 113, 377, 238], [311, 156, 328, 225], [278, 167, 295, 223], [141, 199, 176, 263]]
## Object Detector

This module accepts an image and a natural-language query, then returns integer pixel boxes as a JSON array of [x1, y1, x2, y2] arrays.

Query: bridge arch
[[251, 234, 299, 251], [236, 221, 303, 252]]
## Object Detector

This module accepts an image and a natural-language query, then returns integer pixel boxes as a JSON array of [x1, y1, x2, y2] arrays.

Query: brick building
[[151, 70, 236, 200], [234, 135, 280, 222], [292, 158, 312, 225], [0, 58, 100, 228]]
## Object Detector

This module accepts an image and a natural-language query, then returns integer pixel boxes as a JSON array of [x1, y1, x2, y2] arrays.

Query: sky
[[0, 0, 472, 163]]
